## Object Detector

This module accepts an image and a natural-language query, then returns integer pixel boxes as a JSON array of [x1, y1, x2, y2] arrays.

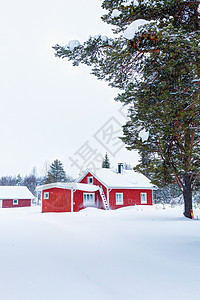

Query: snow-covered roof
[[36, 182, 100, 192], [77, 168, 155, 189], [0, 186, 35, 199]]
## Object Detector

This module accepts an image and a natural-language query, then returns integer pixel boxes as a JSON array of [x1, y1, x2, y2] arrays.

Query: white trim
[[75, 169, 92, 183], [87, 176, 93, 184], [141, 192, 147, 204], [41, 191, 43, 213], [43, 192, 49, 199], [106, 188, 109, 207], [116, 193, 123, 205], [83, 193, 95, 206], [13, 199, 18, 205], [71, 188, 74, 212], [0, 199, 2, 208], [107, 188, 112, 207]]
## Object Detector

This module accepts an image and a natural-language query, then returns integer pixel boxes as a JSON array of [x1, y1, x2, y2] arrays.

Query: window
[[87, 177, 93, 184], [141, 193, 147, 204], [83, 193, 95, 206], [116, 193, 123, 205], [13, 199, 18, 205], [44, 192, 49, 200]]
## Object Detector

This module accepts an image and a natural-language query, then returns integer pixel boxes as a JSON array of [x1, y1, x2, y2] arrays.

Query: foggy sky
[[0, 0, 138, 178]]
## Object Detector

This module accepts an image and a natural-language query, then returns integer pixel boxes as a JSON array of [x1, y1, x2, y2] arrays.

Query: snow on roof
[[0, 186, 35, 199], [78, 168, 155, 189], [36, 182, 99, 192]]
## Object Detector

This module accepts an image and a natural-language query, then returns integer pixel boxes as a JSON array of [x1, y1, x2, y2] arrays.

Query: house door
[[83, 193, 95, 207], [0, 200, 2, 208]]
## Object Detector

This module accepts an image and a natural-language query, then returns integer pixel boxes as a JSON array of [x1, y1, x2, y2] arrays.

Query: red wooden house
[[0, 186, 34, 208], [37, 164, 155, 213], [77, 165, 154, 210]]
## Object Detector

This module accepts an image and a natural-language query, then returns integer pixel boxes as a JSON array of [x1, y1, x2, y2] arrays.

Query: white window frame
[[87, 177, 93, 185], [44, 192, 49, 200], [116, 193, 123, 205], [83, 193, 95, 206], [141, 193, 147, 204], [13, 199, 18, 205]]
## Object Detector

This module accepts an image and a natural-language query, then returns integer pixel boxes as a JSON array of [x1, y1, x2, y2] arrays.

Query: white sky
[[0, 0, 139, 178]]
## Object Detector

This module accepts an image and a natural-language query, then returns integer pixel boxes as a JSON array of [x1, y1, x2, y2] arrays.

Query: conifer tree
[[16, 174, 23, 186], [45, 159, 67, 183], [53, 0, 200, 218], [102, 153, 111, 168]]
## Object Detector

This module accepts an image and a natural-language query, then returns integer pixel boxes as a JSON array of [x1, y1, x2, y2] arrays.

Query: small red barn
[[37, 165, 155, 213], [0, 186, 34, 208]]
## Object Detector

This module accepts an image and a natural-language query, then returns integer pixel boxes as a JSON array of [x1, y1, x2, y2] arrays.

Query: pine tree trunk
[[183, 175, 193, 219]]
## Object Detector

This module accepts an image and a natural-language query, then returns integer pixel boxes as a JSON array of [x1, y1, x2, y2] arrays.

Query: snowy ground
[[0, 205, 200, 300]]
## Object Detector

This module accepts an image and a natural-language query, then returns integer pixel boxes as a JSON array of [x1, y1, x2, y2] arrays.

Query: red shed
[[37, 182, 100, 213], [0, 186, 34, 208], [77, 165, 155, 210]]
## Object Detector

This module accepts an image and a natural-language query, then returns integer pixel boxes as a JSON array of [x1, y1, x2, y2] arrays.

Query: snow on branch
[[139, 129, 149, 142], [64, 40, 81, 51], [123, 19, 151, 39], [111, 9, 122, 18]]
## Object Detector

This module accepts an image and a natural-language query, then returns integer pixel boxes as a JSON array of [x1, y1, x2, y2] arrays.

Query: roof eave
[[107, 186, 156, 190]]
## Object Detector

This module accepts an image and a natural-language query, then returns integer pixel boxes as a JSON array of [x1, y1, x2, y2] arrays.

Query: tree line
[[0, 160, 73, 196]]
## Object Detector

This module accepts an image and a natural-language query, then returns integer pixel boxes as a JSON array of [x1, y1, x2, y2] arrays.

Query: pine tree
[[45, 159, 68, 183], [102, 153, 111, 168], [16, 174, 23, 186], [53, 0, 200, 218]]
